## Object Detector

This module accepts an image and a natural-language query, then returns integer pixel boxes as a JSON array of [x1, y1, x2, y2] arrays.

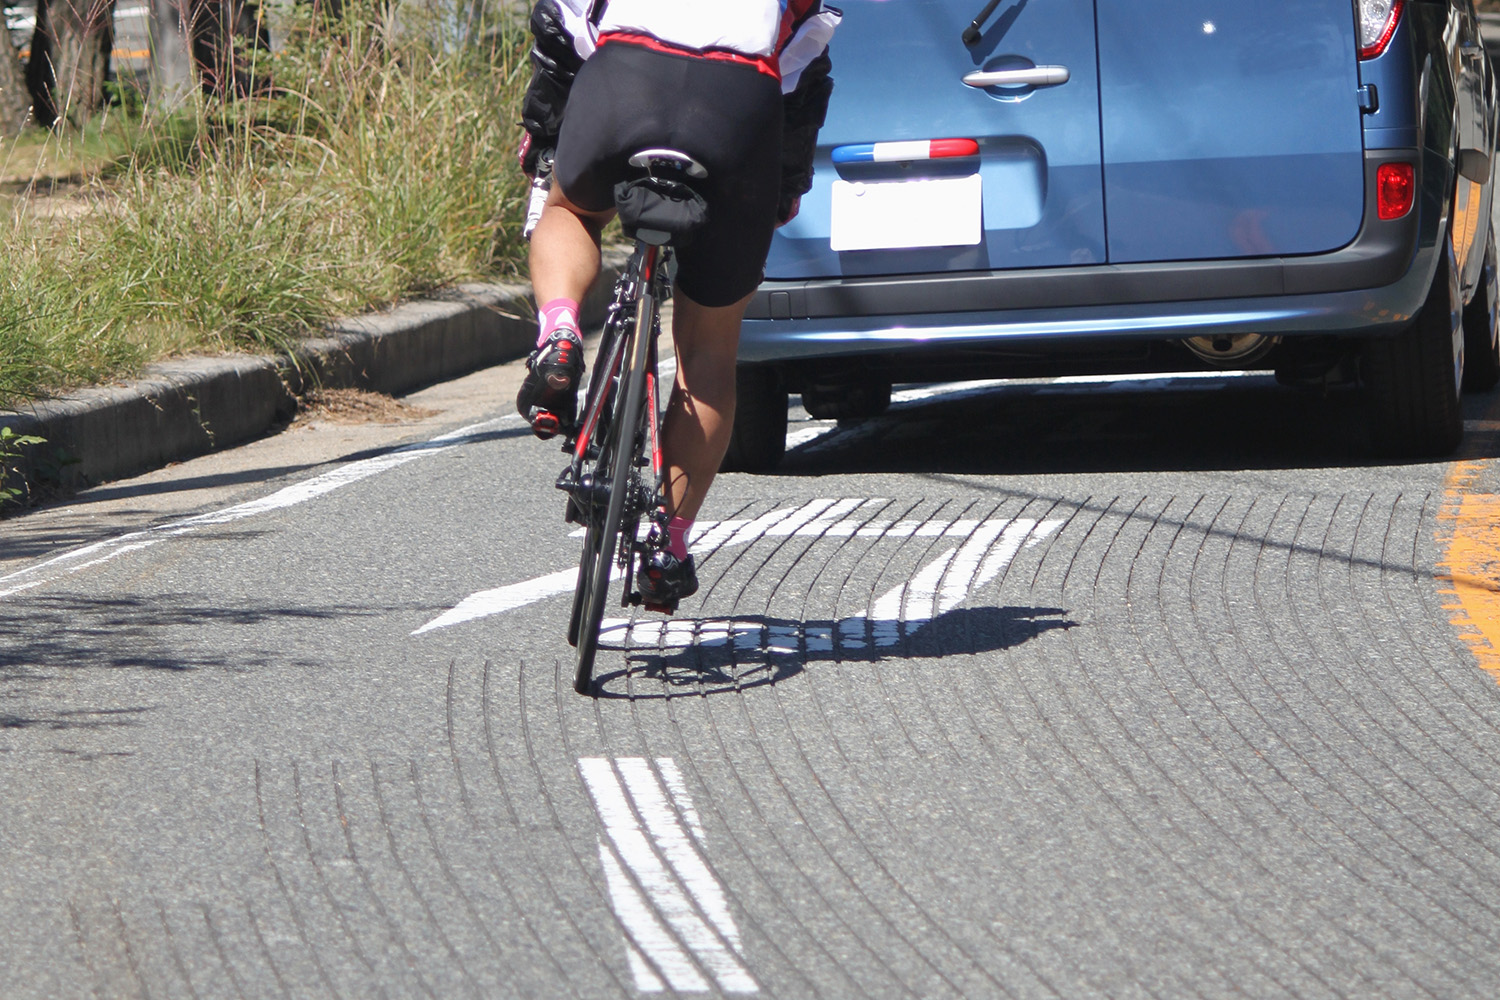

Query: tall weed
[[0, 0, 531, 407]]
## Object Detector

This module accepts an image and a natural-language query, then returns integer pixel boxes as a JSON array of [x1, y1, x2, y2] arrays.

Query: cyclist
[[515, 0, 840, 611]]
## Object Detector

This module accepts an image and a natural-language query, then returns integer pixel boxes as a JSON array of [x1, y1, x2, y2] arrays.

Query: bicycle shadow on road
[[591, 604, 1076, 699]]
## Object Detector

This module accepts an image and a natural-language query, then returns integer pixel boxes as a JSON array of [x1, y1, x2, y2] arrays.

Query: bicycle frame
[[568, 243, 666, 487], [557, 238, 671, 674], [555, 146, 708, 694]]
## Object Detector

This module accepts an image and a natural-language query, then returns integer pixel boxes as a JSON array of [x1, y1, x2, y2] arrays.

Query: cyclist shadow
[[591, 604, 1075, 699]]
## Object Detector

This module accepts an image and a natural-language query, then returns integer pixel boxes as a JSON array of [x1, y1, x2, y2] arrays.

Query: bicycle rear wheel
[[566, 327, 627, 649], [567, 515, 603, 648], [574, 292, 654, 693]]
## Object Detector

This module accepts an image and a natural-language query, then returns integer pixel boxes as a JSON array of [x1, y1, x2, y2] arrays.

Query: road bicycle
[[553, 148, 710, 694]]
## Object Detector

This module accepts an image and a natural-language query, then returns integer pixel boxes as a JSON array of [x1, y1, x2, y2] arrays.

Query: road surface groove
[[7, 370, 1500, 996]]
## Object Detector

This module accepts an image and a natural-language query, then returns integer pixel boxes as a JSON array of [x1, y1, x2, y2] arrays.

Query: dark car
[[725, 0, 1500, 468]]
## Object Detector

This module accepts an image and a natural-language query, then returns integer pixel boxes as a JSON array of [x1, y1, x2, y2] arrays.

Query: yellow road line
[[1438, 459, 1500, 681]]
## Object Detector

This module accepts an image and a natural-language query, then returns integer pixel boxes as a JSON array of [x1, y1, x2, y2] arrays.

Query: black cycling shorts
[[553, 40, 783, 308]]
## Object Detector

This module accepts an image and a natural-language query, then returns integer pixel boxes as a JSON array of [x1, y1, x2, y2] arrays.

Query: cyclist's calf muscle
[[660, 288, 752, 523], [529, 185, 611, 306]]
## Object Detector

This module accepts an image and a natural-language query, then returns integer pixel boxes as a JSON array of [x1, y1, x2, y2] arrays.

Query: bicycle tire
[[574, 291, 655, 693], [567, 516, 603, 648], [566, 324, 627, 648]]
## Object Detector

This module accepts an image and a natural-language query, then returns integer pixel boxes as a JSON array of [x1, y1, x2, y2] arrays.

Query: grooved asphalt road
[[6, 362, 1500, 998]]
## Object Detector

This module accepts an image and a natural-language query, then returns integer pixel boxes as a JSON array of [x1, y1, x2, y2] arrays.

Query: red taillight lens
[[1377, 162, 1415, 220], [1358, 0, 1406, 60]]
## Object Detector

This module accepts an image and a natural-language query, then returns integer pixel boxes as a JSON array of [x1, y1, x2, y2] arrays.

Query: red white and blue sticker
[[831, 139, 980, 164]]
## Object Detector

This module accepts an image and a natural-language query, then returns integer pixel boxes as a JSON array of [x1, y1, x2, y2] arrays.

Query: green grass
[[0, 0, 532, 407]]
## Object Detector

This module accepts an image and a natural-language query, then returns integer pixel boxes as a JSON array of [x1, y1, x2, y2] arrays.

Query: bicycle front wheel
[[574, 291, 654, 694]]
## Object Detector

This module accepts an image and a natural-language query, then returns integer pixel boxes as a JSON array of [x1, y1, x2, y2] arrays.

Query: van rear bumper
[[742, 150, 1437, 363]]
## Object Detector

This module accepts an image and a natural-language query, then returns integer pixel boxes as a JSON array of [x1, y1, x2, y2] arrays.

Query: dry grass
[[0, 0, 532, 408], [295, 388, 439, 424]]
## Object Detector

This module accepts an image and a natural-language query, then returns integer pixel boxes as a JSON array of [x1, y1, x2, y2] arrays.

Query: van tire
[[1463, 225, 1500, 392], [1363, 239, 1465, 457], [721, 366, 788, 473]]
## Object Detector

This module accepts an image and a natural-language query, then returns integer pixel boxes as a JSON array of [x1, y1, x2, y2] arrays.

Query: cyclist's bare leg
[[661, 288, 753, 522], [529, 185, 614, 304]]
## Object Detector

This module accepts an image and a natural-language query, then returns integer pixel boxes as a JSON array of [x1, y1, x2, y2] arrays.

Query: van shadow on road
[[592, 604, 1076, 698], [775, 377, 1500, 477]]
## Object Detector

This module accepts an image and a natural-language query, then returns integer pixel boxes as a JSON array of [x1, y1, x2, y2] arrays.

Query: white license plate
[[829, 174, 983, 252]]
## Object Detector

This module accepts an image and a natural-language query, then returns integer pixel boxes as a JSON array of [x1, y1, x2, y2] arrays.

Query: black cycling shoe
[[637, 550, 698, 614], [516, 327, 584, 439]]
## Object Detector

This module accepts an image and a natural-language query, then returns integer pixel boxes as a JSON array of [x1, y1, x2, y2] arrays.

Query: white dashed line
[[419, 502, 1064, 639], [600, 515, 1065, 652], [0, 417, 512, 600], [580, 758, 757, 994], [412, 567, 580, 636]]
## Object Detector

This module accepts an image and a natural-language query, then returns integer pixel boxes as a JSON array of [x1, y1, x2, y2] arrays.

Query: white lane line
[[0, 536, 168, 599], [598, 847, 690, 992], [868, 545, 956, 648], [784, 423, 836, 448], [581, 508, 983, 544], [786, 372, 1267, 453], [654, 758, 707, 848], [0, 529, 156, 599], [418, 503, 1052, 636], [869, 516, 1058, 645], [941, 517, 1031, 615], [786, 380, 1011, 453], [889, 378, 1009, 404], [424, 499, 887, 634], [616, 760, 745, 955], [580, 758, 757, 994], [1046, 370, 1261, 385], [412, 567, 578, 635], [0, 417, 512, 600], [606, 516, 1065, 652], [715, 499, 826, 550], [1035, 370, 1266, 394]]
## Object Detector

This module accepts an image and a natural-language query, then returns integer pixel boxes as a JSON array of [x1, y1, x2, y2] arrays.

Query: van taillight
[[1358, 0, 1405, 60], [1377, 162, 1415, 219]]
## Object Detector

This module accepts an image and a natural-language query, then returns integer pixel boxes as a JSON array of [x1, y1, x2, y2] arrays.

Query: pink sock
[[667, 516, 692, 560], [536, 298, 579, 348]]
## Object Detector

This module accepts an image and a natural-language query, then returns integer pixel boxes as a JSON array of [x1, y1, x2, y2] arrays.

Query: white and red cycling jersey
[[551, 0, 840, 92]]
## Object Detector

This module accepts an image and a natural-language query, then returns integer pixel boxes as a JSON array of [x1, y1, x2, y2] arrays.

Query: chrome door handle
[[962, 66, 1070, 89]]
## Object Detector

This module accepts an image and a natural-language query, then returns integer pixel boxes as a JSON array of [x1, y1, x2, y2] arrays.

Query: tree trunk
[[26, 0, 116, 128], [0, 22, 31, 133]]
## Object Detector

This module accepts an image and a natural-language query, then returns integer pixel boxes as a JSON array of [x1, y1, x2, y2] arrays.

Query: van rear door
[[763, 0, 1106, 280], [1095, 0, 1366, 263]]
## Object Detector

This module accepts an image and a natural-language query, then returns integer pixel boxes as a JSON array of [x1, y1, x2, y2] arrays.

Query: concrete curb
[[0, 250, 627, 495]]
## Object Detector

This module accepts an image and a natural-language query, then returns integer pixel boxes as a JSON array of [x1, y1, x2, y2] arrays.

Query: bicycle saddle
[[615, 148, 710, 247]]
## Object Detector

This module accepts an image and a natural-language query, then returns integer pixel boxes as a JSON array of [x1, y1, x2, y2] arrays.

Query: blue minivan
[[724, 0, 1500, 468]]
